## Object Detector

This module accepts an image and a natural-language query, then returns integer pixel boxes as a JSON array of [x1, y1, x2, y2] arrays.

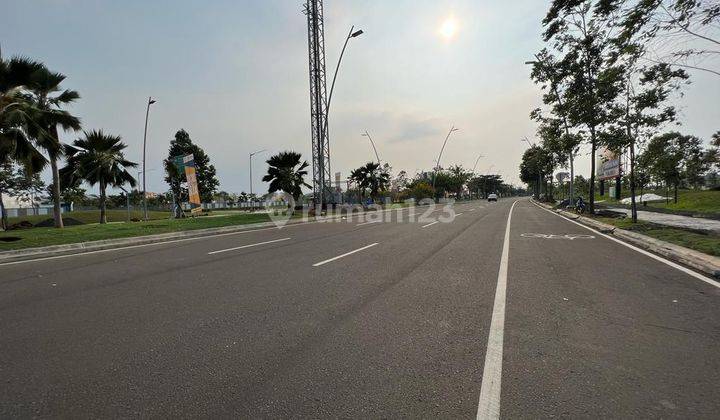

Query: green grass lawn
[[6, 209, 170, 225], [595, 216, 720, 257], [593, 189, 720, 215], [645, 190, 720, 214], [0, 212, 276, 251]]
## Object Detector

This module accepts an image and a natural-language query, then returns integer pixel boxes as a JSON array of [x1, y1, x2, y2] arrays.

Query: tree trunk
[[674, 183, 678, 204], [0, 186, 7, 231], [99, 183, 107, 224], [629, 143, 637, 223], [569, 153, 575, 206], [50, 156, 64, 229], [589, 128, 597, 214]]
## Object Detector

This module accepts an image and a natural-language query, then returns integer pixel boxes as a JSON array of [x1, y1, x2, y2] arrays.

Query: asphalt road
[[1, 198, 718, 418]]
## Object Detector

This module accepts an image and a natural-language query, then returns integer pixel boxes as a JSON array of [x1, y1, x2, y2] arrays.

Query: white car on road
[[488, 193, 498, 202]]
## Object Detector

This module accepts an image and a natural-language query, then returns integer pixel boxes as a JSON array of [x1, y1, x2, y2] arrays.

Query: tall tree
[[262, 151, 311, 202], [599, 0, 691, 222], [25, 64, 81, 228], [447, 164, 471, 199], [61, 130, 137, 224], [0, 56, 47, 174], [529, 49, 583, 205], [519, 144, 556, 199], [163, 129, 219, 204], [543, 0, 624, 212]]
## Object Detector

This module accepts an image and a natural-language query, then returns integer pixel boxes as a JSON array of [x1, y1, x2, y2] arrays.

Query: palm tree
[[61, 130, 137, 224], [25, 64, 81, 228], [262, 151, 311, 202], [349, 162, 391, 202], [0, 55, 48, 229]]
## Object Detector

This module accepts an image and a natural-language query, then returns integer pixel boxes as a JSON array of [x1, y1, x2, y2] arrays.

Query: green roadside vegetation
[[594, 216, 720, 257], [0, 212, 277, 251], [592, 189, 720, 216], [6, 210, 170, 226]]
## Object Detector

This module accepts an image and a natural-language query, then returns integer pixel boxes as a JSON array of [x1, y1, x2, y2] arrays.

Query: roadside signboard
[[597, 149, 621, 180], [183, 154, 203, 215]]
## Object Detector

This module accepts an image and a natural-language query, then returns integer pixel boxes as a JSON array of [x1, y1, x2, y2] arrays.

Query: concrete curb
[[0, 204, 419, 264], [534, 200, 720, 279]]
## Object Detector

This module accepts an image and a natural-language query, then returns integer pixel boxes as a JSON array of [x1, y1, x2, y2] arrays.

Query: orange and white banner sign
[[183, 154, 202, 214]]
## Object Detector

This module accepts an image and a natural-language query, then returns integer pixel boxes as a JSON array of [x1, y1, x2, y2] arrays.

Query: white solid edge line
[[312, 243, 379, 267], [207, 237, 291, 255], [421, 221, 439, 228], [476, 200, 519, 420], [532, 201, 720, 289], [356, 220, 382, 227], [456, 212, 464, 217]]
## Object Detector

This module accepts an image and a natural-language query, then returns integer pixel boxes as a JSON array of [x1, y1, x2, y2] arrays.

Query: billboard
[[183, 154, 203, 215], [597, 149, 621, 180]]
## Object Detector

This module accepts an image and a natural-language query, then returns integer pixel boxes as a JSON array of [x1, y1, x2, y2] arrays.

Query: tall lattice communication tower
[[304, 0, 331, 206]]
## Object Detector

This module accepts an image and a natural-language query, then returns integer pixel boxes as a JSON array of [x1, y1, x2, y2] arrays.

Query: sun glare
[[439, 17, 458, 40]]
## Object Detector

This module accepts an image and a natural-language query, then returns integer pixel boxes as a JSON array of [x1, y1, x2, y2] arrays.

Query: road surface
[[1, 198, 718, 418]]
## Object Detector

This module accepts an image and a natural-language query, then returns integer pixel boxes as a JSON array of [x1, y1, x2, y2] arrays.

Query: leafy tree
[[262, 151, 311, 202], [682, 135, 711, 188], [543, 0, 624, 211], [707, 130, 720, 172], [11, 166, 46, 207], [468, 174, 503, 198], [61, 130, 137, 223], [24, 63, 81, 228], [402, 180, 435, 202], [529, 49, 583, 204], [594, 0, 690, 222], [394, 170, 409, 191], [446, 165, 471, 199], [643, 132, 707, 202], [519, 145, 555, 199], [349, 162, 391, 201], [163, 129, 219, 204], [57, 184, 87, 206], [430, 170, 455, 200]]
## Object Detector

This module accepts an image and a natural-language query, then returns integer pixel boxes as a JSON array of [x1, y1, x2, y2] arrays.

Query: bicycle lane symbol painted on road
[[520, 233, 596, 240]]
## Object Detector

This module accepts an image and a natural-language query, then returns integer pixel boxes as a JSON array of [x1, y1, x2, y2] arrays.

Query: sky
[[1, 0, 718, 196]]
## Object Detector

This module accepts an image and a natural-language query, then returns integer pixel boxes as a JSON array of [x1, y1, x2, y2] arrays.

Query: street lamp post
[[316, 26, 363, 207], [141, 96, 156, 221], [432, 126, 459, 192], [249, 149, 267, 196], [361, 130, 381, 164], [471, 154, 484, 173]]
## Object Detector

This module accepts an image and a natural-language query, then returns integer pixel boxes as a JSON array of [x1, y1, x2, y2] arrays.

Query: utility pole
[[304, 0, 362, 208], [141, 96, 156, 221]]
